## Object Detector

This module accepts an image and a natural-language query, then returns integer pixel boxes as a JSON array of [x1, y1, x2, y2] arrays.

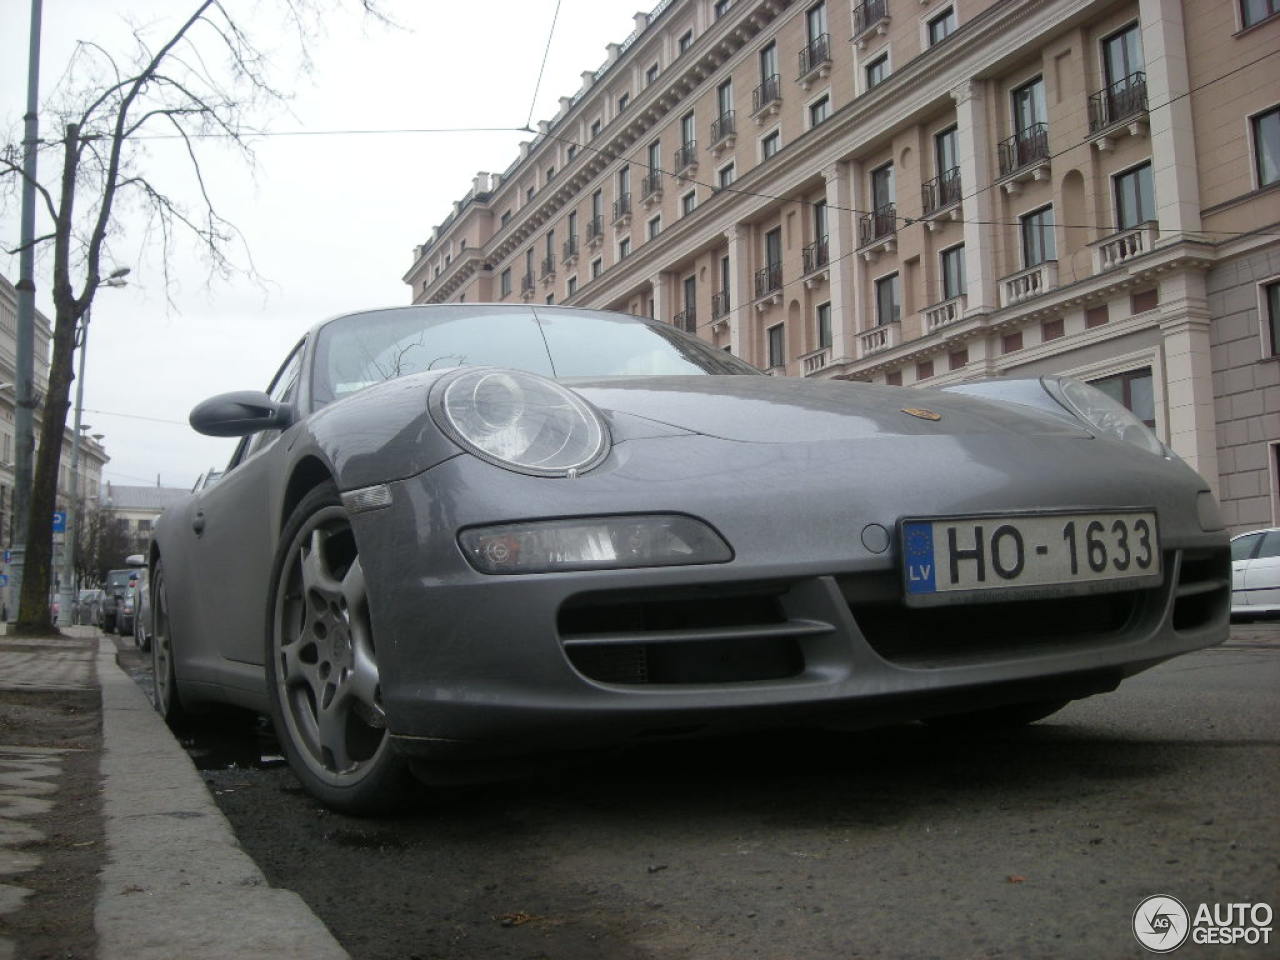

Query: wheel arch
[[281, 455, 336, 531]]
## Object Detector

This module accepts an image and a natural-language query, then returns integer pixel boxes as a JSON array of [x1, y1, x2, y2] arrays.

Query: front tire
[[265, 482, 408, 815], [151, 561, 186, 725]]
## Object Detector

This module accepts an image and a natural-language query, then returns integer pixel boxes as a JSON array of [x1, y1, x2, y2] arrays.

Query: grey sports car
[[152, 304, 1230, 813]]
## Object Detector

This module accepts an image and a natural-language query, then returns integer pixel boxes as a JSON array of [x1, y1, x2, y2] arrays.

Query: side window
[[230, 341, 305, 467], [1258, 532, 1280, 560], [1231, 534, 1261, 562]]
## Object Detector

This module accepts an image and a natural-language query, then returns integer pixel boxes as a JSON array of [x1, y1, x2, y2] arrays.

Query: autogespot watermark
[[1133, 895, 1274, 952]]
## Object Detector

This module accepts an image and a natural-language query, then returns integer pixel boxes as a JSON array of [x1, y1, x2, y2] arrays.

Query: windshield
[[311, 305, 758, 407]]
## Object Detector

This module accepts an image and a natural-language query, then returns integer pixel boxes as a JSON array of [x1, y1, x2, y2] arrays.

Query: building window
[[1264, 280, 1280, 356], [767, 323, 785, 368], [875, 273, 900, 326], [682, 191, 697, 215], [718, 163, 735, 189], [546, 166, 556, 183], [1253, 107, 1280, 187], [941, 245, 966, 301], [618, 93, 630, 113], [870, 162, 894, 209], [808, 95, 830, 127], [567, 144, 576, 162], [865, 54, 888, 90], [647, 215, 662, 240], [591, 258, 603, 278], [1042, 317, 1065, 341], [1102, 22, 1144, 89], [714, 0, 731, 18], [1242, 0, 1280, 28], [619, 237, 631, 259], [500, 268, 512, 297], [646, 63, 659, 86], [935, 125, 958, 175], [590, 119, 602, 139], [567, 276, 578, 296], [1114, 162, 1155, 229], [679, 30, 694, 54], [1086, 304, 1109, 328], [817, 302, 832, 349], [927, 7, 957, 45], [1090, 368, 1155, 428], [501, 209, 512, 227], [1021, 205, 1056, 267], [759, 42, 777, 84], [917, 360, 934, 381], [545, 294, 554, 305], [1012, 76, 1046, 132], [762, 130, 781, 159]]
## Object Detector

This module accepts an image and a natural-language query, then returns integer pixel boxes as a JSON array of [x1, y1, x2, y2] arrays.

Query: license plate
[[901, 510, 1161, 605]]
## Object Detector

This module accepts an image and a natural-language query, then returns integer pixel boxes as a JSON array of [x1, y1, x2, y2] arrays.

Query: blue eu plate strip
[[903, 522, 937, 594]]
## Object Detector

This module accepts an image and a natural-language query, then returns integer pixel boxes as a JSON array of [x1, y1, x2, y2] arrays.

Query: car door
[[1231, 533, 1263, 610], [1241, 531, 1280, 610], [188, 340, 306, 667]]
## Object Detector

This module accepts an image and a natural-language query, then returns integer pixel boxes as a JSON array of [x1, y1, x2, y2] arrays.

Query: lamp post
[[57, 268, 129, 626]]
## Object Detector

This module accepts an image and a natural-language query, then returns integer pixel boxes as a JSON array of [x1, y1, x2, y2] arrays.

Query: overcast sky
[[1, 0, 642, 490]]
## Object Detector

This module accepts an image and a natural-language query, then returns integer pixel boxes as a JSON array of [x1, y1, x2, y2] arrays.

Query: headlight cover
[[1041, 376, 1166, 457], [430, 367, 610, 477], [459, 515, 733, 574]]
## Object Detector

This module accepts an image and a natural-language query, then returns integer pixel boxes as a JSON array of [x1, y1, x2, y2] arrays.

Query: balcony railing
[[754, 263, 782, 298], [1091, 221, 1157, 273], [923, 295, 966, 333], [641, 171, 663, 200], [586, 215, 604, 244], [562, 235, 579, 263], [752, 74, 782, 115], [921, 167, 962, 215], [858, 203, 897, 247], [853, 0, 889, 40], [801, 346, 830, 376], [673, 308, 696, 334], [1088, 72, 1148, 133], [710, 111, 736, 146], [674, 141, 698, 174], [520, 273, 535, 295], [797, 34, 831, 80], [802, 236, 829, 274], [1000, 260, 1058, 307], [612, 193, 632, 224], [998, 123, 1050, 178], [859, 319, 900, 358], [711, 290, 730, 319], [540, 255, 555, 279]]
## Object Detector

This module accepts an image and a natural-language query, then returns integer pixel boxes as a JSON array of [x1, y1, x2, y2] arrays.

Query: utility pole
[[9, 0, 44, 623]]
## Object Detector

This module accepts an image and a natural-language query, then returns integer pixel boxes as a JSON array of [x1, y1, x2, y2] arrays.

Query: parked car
[[131, 565, 152, 651], [99, 568, 138, 634], [151, 305, 1230, 814], [74, 588, 103, 626], [1230, 528, 1280, 618]]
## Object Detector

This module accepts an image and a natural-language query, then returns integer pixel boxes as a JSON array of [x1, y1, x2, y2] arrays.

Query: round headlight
[[1041, 376, 1165, 457], [431, 368, 610, 476]]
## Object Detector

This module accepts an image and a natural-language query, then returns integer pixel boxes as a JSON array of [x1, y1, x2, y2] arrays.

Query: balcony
[[540, 255, 556, 282], [857, 203, 897, 259], [641, 171, 663, 208], [754, 263, 782, 307], [922, 295, 966, 334], [797, 34, 831, 88], [858, 319, 900, 358], [586, 215, 605, 249], [709, 111, 736, 156], [800, 346, 830, 376], [562, 235, 579, 265], [921, 167, 962, 225], [1088, 72, 1149, 151], [802, 236, 829, 285], [612, 193, 632, 227], [852, 0, 889, 49], [997, 123, 1050, 194], [1000, 260, 1058, 307], [1091, 221, 1158, 273], [674, 141, 698, 181], [751, 74, 782, 124], [672, 307, 696, 334], [711, 289, 730, 327], [520, 273, 535, 299]]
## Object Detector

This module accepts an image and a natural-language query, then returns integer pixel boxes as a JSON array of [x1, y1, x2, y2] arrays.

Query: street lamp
[[57, 267, 129, 626]]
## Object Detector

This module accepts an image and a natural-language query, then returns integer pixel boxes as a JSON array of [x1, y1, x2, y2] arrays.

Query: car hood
[[568, 375, 1090, 443]]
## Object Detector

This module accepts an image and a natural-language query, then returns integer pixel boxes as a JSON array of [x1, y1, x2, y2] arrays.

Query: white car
[[1231, 528, 1280, 617]]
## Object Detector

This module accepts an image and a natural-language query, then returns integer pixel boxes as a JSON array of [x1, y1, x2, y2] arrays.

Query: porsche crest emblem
[[901, 407, 942, 421]]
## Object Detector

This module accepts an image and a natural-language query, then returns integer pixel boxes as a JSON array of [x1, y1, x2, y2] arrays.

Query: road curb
[[94, 638, 349, 959]]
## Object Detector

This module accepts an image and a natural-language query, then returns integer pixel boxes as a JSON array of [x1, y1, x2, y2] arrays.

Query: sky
[[0, 0, 644, 490]]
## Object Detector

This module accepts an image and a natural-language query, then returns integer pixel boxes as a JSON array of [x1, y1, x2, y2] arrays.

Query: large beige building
[[405, 0, 1280, 534]]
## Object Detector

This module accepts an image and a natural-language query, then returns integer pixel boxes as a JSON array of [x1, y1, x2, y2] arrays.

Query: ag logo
[[1133, 895, 1190, 953]]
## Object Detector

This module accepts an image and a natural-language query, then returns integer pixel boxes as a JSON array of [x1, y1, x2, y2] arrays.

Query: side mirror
[[125, 554, 146, 567], [189, 390, 294, 437]]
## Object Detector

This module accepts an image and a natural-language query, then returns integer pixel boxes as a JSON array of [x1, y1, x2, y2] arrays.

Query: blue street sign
[[0, 574, 8, 587], [2, 550, 8, 564], [52, 511, 67, 533]]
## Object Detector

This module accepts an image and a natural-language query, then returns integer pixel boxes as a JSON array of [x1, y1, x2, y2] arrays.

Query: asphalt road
[[117, 625, 1280, 960]]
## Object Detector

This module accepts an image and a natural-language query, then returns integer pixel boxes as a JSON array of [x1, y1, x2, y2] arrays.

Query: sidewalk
[[0, 625, 348, 959]]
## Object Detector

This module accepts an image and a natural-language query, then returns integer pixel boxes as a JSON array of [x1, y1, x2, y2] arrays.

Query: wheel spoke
[[299, 527, 343, 601], [316, 696, 353, 771]]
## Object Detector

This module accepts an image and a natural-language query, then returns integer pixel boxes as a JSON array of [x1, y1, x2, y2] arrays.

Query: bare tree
[[78, 504, 129, 586], [1, 1, 382, 633]]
